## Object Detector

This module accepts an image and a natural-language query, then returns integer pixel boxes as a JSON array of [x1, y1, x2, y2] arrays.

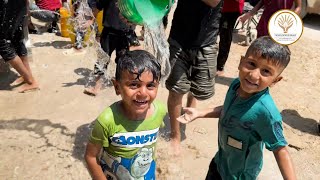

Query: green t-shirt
[[215, 78, 287, 179], [89, 100, 167, 179]]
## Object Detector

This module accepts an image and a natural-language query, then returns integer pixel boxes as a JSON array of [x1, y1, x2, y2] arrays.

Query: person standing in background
[[239, 0, 301, 38], [216, 0, 245, 76], [0, 0, 39, 92], [165, 0, 222, 154], [30, 0, 67, 33]]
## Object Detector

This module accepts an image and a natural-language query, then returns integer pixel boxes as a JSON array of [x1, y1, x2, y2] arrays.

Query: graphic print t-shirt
[[89, 100, 166, 180]]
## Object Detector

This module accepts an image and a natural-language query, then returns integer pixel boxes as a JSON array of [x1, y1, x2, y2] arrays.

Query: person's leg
[[217, 13, 227, 75], [167, 90, 184, 154], [217, 12, 241, 76], [29, 3, 58, 23], [12, 53, 33, 86], [186, 92, 197, 108], [165, 38, 191, 155], [12, 28, 39, 92], [8, 56, 38, 92], [47, 13, 60, 33], [115, 31, 130, 63], [84, 28, 113, 96]]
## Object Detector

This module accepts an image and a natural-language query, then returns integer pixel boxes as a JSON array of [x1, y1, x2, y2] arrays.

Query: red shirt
[[222, 0, 245, 13], [35, 0, 66, 11]]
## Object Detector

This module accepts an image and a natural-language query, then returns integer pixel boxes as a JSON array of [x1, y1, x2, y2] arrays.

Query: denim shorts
[[165, 38, 218, 100]]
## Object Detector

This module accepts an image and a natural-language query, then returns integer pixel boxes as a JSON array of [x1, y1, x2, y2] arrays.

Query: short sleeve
[[89, 119, 110, 147], [155, 100, 167, 128], [255, 117, 287, 151]]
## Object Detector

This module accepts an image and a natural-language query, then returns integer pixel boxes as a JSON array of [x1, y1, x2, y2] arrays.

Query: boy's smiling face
[[113, 70, 159, 120], [237, 55, 284, 98]]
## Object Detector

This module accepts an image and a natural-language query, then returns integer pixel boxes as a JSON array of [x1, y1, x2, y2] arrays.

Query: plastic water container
[[68, 24, 92, 44], [118, 0, 173, 25], [60, 7, 71, 37], [96, 10, 104, 34]]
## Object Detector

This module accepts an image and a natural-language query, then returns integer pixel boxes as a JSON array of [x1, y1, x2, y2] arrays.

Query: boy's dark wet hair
[[245, 36, 291, 69], [115, 50, 161, 82]]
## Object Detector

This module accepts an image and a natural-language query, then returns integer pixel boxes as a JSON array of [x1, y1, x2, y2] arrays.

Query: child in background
[[166, 0, 222, 155], [71, 0, 94, 50], [0, 0, 39, 93], [85, 50, 167, 180], [216, 0, 245, 76], [239, 0, 301, 37], [179, 36, 296, 179], [83, 0, 140, 96]]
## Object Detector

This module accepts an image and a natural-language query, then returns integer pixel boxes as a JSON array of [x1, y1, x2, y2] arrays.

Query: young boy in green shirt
[[85, 50, 166, 180], [178, 36, 296, 179]]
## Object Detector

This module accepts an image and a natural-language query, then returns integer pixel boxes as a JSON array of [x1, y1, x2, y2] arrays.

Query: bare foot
[[11, 77, 25, 86], [216, 70, 225, 77], [18, 82, 39, 93], [83, 87, 98, 96], [170, 138, 181, 156]]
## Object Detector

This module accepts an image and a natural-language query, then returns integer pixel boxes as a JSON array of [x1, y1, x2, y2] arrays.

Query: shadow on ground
[[282, 109, 319, 136], [303, 14, 320, 31], [0, 118, 94, 163], [33, 40, 72, 49], [73, 121, 95, 163], [215, 75, 235, 87], [62, 67, 92, 87], [0, 118, 73, 149], [0, 60, 19, 90]]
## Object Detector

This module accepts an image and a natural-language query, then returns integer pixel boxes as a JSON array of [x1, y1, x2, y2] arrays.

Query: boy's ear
[[270, 76, 283, 87], [112, 78, 120, 95], [238, 56, 245, 70]]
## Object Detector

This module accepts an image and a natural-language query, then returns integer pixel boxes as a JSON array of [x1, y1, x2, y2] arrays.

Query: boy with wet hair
[[85, 50, 167, 180], [179, 36, 296, 179]]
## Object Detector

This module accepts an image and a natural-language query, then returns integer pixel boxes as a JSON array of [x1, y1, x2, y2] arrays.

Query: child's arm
[[239, 0, 264, 23], [293, 0, 302, 15], [177, 106, 222, 124], [85, 142, 106, 180], [273, 146, 297, 180]]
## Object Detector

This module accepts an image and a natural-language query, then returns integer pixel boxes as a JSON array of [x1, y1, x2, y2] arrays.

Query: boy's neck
[[237, 87, 268, 99], [118, 101, 154, 121]]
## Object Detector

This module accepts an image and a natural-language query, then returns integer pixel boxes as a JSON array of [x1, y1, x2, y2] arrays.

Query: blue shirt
[[215, 78, 287, 179]]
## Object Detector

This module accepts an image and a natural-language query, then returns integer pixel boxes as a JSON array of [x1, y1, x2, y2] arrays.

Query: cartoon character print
[[130, 147, 154, 178], [100, 147, 154, 180]]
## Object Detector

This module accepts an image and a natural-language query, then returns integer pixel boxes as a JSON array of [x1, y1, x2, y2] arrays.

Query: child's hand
[[176, 107, 200, 124], [294, 6, 301, 15], [239, 12, 251, 23]]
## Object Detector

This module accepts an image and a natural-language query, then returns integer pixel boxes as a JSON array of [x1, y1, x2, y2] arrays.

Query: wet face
[[237, 55, 283, 98], [113, 70, 159, 120]]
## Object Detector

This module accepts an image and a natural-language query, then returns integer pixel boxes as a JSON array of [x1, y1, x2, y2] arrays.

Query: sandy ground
[[0, 9, 320, 180]]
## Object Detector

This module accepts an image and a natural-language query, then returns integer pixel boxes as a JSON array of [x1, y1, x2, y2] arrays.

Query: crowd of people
[[0, 0, 303, 179]]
